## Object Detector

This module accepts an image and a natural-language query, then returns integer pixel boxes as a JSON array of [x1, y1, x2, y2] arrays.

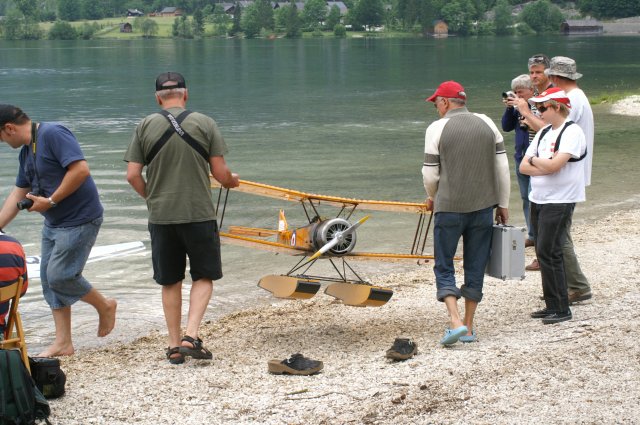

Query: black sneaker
[[268, 353, 323, 375], [530, 308, 556, 319], [385, 337, 418, 360], [542, 310, 572, 324]]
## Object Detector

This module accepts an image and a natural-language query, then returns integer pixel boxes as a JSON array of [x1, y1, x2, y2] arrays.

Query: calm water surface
[[1, 36, 638, 352]]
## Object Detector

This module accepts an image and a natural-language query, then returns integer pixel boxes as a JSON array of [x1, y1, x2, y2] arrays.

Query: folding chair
[[0, 277, 29, 373]]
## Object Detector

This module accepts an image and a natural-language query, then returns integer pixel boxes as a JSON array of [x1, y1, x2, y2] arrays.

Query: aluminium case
[[485, 225, 526, 280]]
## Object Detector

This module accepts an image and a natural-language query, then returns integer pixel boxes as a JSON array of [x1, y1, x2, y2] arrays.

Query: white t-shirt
[[525, 119, 587, 204], [567, 88, 594, 186]]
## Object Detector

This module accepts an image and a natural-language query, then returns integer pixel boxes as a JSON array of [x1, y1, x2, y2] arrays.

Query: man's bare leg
[[463, 298, 478, 336], [443, 295, 464, 330], [183, 279, 213, 345], [38, 306, 74, 357], [81, 288, 117, 337], [162, 282, 183, 349]]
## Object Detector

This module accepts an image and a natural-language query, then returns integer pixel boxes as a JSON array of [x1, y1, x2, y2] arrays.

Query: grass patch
[[590, 91, 639, 105]]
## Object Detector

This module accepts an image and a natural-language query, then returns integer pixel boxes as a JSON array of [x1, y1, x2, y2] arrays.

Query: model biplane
[[211, 178, 435, 307]]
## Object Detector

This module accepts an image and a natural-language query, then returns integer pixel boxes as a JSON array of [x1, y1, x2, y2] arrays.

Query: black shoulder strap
[[536, 121, 586, 163], [145, 110, 209, 165]]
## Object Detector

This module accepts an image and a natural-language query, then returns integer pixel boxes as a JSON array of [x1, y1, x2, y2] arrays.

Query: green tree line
[[1, 0, 639, 40]]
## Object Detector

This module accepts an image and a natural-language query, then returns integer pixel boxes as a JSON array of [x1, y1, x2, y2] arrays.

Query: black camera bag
[[28, 357, 66, 399]]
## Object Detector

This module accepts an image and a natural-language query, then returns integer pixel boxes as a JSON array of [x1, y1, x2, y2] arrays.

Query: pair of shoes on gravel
[[268, 353, 323, 375], [385, 338, 418, 360], [440, 326, 468, 346]]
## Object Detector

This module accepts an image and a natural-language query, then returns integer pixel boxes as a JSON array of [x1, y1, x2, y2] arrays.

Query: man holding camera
[[0, 104, 116, 357], [502, 74, 536, 247]]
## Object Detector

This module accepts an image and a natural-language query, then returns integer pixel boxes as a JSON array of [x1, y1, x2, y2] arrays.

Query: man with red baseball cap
[[422, 81, 510, 345]]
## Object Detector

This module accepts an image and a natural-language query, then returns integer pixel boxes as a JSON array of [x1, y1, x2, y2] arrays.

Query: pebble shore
[[46, 99, 640, 424], [48, 207, 640, 424]]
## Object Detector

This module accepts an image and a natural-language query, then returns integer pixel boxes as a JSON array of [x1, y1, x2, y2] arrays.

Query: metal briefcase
[[485, 225, 526, 280]]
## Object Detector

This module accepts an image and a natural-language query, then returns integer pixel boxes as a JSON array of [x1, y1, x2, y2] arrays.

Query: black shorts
[[148, 220, 222, 285]]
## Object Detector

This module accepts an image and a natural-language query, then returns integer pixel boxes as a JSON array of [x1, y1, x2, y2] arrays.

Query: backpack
[[0, 349, 51, 425], [28, 358, 65, 400]]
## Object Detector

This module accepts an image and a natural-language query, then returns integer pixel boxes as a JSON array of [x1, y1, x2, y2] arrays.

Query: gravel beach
[[44, 98, 640, 424], [46, 206, 640, 424]]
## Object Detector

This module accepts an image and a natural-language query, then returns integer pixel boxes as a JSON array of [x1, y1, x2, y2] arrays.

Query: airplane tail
[[278, 209, 288, 232]]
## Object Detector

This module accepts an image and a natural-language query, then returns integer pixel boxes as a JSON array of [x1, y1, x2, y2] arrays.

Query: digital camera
[[502, 90, 515, 99], [17, 192, 39, 210]]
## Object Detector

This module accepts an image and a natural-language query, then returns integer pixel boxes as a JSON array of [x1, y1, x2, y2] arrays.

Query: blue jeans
[[515, 163, 533, 241], [433, 207, 493, 303], [40, 217, 102, 309], [530, 203, 573, 312]]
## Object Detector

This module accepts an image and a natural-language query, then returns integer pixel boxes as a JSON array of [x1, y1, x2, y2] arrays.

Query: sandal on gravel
[[268, 353, 323, 376], [385, 337, 418, 360], [166, 347, 185, 365], [179, 336, 213, 360]]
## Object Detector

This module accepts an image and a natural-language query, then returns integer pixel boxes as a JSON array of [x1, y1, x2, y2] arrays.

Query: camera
[[502, 90, 515, 100], [17, 198, 34, 210]]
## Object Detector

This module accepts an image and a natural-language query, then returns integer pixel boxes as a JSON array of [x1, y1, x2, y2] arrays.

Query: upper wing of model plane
[[210, 178, 429, 214]]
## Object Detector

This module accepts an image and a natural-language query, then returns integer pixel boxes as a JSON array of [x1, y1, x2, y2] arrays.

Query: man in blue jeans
[[0, 104, 116, 357], [423, 81, 510, 345]]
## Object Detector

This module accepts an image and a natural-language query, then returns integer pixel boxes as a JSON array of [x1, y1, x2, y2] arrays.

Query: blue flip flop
[[440, 325, 468, 346], [459, 330, 477, 343]]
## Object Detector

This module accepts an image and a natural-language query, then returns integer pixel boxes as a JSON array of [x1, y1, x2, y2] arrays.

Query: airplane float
[[211, 178, 437, 307]]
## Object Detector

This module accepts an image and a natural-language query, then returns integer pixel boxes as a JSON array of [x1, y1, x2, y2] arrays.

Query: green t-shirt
[[124, 107, 229, 224]]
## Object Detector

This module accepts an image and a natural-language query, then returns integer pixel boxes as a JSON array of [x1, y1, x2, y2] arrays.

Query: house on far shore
[[431, 20, 448, 37], [160, 7, 184, 17], [561, 19, 603, 35], [127, 9, 144, 17], [120, 22, 133, 33]]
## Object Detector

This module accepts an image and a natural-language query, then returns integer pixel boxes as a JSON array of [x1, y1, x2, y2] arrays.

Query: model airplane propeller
[[211, 178, 437, 307]]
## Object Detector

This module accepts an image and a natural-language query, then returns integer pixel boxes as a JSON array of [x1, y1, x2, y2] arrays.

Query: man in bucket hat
[[545, 56, 593, 304]]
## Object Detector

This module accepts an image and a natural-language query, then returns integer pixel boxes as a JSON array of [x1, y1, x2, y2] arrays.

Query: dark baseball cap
[[155, 72, 186, 91]]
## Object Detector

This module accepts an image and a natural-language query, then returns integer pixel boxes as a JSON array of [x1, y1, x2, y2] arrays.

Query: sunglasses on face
[[536, 104, 552, 113]]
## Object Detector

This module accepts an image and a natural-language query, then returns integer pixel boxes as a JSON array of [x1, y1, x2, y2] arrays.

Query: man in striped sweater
[[422, 81, 510, 346]]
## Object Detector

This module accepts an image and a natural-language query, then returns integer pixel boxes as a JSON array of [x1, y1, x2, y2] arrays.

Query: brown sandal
[[166, 347, 185, 365], [178, 336, 212, 360]]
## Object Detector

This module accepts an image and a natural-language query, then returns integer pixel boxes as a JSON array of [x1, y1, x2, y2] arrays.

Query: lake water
[[1, 36, 639, 353]]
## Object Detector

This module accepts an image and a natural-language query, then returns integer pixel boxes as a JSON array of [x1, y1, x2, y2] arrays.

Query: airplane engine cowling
[[313, 218, 357, 256]]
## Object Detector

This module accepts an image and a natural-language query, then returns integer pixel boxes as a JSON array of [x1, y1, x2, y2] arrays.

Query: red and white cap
[[528, 87, 571, 108], [426, 81, 466, 102]]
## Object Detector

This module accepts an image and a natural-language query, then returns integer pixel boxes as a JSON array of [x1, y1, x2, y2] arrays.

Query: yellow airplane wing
[[211, 178, 430, 214], [220, 232, 435, 262]]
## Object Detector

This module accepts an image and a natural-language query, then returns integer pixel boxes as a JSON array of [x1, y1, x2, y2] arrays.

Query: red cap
[[528, 87, 571, 108], [426, 81, 467, 102]]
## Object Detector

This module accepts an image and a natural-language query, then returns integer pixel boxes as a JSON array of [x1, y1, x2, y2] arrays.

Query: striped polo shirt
[[0, 233, 29, 330]]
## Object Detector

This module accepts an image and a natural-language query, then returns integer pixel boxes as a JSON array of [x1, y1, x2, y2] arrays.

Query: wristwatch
[[48, 197, 58, 208]]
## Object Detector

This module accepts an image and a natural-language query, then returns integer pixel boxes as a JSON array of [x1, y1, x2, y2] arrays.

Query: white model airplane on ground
[[25, 241, 146, 279]]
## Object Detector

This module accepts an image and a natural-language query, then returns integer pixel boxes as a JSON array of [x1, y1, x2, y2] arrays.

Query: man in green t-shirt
[[124, 72, 239, 365]]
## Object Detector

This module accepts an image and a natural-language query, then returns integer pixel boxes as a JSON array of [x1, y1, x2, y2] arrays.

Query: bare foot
[[98, 298, 117, 337], [37, 343, 74, 357]]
